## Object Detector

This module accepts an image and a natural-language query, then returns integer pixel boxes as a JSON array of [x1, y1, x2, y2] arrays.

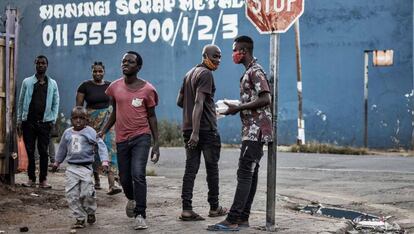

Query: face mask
[[203, 57, 219, 71], [232, 51, 244, 64]]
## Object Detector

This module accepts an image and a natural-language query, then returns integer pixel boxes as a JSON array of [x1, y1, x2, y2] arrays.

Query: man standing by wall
[[208, 36, 272, 231], [99, 51, 160, 230], [176, 44, 228, 221], [17, 55, 60, 189]]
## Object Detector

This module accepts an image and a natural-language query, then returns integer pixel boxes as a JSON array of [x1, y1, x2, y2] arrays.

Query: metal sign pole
[[363, 51, 369, 148], [294, 20, 305, 145], [266, 33, 279, 232]]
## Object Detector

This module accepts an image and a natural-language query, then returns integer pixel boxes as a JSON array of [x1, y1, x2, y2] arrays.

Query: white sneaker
[[126, 200, 135, 218], [134, 215, 148, 230]]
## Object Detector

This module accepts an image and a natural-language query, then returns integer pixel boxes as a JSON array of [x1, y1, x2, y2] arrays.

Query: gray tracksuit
[[56, 126, 108, 221]]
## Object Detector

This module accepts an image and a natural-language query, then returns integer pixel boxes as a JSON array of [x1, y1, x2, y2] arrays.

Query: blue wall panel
[[1, 0, 412, 148]]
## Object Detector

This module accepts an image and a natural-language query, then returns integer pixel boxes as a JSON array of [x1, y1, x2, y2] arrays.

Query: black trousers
[[181, 130, 221, 211], [116, 134, 151, 219], [22, 120, 52, 183], [226, 140, 264, 223]]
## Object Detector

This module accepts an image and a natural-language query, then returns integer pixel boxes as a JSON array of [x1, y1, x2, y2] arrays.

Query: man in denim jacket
[[17, 55, 60, 188]]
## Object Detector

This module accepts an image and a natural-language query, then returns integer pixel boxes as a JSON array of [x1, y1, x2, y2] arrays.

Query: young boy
[[52, 106, 109, 229]]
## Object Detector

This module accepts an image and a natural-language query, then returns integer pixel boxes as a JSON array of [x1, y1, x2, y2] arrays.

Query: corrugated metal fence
[[0, 7, 18, 185]]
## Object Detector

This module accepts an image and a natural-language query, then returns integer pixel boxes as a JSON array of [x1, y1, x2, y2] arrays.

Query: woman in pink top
[[99, 51, 160, 230]]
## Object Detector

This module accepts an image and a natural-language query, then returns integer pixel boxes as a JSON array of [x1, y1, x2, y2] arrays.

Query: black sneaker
[[87, 214, 96, 224], [94, 183, 102, 190], [72, 219, 85, 229]]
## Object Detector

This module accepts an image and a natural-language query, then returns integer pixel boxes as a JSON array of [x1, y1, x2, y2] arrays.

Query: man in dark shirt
[[17, 55, 60, 188], [208, 35, 272, 231], [176, 44, 228, 221]]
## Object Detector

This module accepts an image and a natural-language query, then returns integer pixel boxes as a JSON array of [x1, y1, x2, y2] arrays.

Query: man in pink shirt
[[99, 51, 160, 230]]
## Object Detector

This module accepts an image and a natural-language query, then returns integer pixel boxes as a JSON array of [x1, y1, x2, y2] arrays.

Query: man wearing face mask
[[208, 36, 272, 231], [176, 44, 228, 221]]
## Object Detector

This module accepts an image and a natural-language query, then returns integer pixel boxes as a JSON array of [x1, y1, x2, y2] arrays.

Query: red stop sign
[[246, 0, 304, 34]]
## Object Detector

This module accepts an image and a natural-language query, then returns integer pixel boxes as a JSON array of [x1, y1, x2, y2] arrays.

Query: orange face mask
[[203, 57, 219, 71]]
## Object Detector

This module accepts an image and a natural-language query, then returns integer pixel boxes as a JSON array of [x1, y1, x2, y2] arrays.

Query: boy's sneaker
[[126, 200, 136, 218], [134, 215, 148, 230], [72, 219, 86, 229], [87, 214, 96, 224]]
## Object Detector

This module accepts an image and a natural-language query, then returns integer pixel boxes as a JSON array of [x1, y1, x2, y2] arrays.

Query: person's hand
[[223, 101, 240, 115], [17, 122, 22, 136], [51, 162, 60, 173], [101, 161, 109, 174], [150, 143, 160, 164], [187, 132, 199, 149]]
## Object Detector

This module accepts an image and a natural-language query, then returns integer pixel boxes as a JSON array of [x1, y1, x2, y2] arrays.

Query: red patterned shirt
[[239, 60, 273, 142]]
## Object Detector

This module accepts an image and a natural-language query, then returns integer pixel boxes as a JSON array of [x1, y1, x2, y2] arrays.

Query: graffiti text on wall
[[39, 0, 243, 47]]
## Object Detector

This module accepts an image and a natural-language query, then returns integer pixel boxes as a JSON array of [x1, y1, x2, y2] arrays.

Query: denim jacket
[[17, 75, 60, 123]]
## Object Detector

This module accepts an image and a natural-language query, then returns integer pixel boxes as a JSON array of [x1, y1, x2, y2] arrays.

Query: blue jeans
[[116, 134, 151, 218], [181, 130, 221, 211]]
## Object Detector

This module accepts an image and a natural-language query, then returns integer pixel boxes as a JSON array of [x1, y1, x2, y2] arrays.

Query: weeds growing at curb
[[290, 143, 368, 155], [146, 168, 157, 176], [158, 120, 183, 147]]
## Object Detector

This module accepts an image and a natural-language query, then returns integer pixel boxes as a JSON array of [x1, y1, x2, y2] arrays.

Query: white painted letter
[[179, 0, 192, 11], [42, 25, 53, 46], [287, 0, 296, 12], [104, 1, 111, 15], [104, 21, 117, 44], [218, 0, 232, 9], [65, 3, 77, 18], [140, 0, 152, 14], [95, 1, 106, 16], [116, 0, 129, 15], [83, 2, 95, 17], [148, 19, 161, 42], [194, 0, 205, 11], [161, 18, 174, 41], [39, 5, 53, 20], [275, 0, 284, 13], [129, 0, 140, 14], [133, 20, 147, 43], [164, 0, 175, 12], [206, 0, 215, 9], [153, 0, 164, 13], [232, 0, 244, 9], [54, 4, 64, 19]]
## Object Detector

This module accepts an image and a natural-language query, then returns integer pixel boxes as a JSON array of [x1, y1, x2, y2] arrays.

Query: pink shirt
[[105, 78, 158, 143]]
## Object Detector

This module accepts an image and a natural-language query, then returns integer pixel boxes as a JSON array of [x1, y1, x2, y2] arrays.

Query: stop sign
[[246, 0, 304, 34]]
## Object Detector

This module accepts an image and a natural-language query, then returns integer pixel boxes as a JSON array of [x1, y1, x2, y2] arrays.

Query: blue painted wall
[[1, 0, 412, 148]]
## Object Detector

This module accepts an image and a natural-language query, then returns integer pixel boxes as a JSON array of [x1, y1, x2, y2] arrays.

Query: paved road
[[154, 148, 414, 231]]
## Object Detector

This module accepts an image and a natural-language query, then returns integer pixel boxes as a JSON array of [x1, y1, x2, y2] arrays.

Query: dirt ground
[[0, 167, 348, 234], [3, 147, 412, 233]]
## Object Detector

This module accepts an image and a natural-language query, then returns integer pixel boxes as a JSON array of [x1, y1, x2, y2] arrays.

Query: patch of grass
[[146, 168, 157, 176], [290, 143, 368, 155], [54, 112, 70, 142], [158, 120, 183, 147], [221, 143, 240, 148]]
